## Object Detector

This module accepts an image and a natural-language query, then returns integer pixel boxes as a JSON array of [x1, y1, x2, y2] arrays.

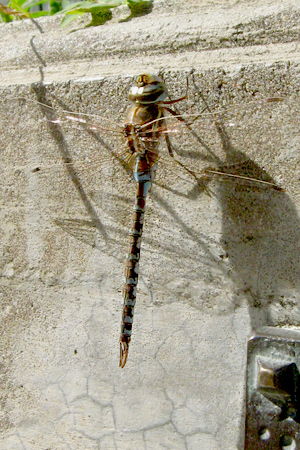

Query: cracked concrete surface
[[1, 0, 300, 449]]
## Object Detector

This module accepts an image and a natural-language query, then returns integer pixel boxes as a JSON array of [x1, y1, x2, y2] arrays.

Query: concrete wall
[[1, 1, 300, 449]]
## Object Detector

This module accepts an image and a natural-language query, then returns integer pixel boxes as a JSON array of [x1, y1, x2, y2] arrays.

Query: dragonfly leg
[[159, 72, 189, 105], [165, 132, 174, 157], [164, 105, 209, 126], [163, 121, 213, 196]]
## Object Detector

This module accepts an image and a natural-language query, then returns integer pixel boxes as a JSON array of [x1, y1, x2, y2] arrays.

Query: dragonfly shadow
[[215, 121, 300, 329], [30, 84, 300, 330], [151, 188, 215, 264], [54, 216, 127, 264], [50, 90, 133, 178], [54, 218, 98, 248], [31, 85, 111, 247]]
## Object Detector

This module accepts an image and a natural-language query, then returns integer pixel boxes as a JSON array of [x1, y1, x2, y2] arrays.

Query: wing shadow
[[214, 120, 300, 328], [31, 83, 120, 250]]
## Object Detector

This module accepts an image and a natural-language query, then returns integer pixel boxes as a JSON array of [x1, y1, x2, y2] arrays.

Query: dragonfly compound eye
[[128, 74, 168, 104]]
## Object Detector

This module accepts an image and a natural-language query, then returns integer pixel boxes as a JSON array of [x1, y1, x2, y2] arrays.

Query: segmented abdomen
[[119, 181, 148, 368]]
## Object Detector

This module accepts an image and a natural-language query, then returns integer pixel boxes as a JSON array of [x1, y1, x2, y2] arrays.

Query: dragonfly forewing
[[13, 94, 289, 193]]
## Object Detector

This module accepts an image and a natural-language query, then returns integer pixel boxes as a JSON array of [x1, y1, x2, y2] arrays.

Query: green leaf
[[85, 0, 123, 6], [60, 10, 83, 26], [49, 0, 63, 14], [0, 3, 26, 18], [8, 0, 30, 15], [22, 0, 49, 9], [57, 0, 123, 14], [29, 10, 49, 17], [0, 11, 12, 22], [7, 0, 23, 6]]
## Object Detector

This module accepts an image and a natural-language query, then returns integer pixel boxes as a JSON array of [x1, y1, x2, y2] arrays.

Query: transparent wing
[[11, 95, 288, 190], [159, 96, 287, 191], [1, 90, 300, 315], [2, 93, 295, 233]]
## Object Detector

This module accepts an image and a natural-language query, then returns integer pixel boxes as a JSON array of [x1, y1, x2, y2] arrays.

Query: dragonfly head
[[129, 74, 168, 104]]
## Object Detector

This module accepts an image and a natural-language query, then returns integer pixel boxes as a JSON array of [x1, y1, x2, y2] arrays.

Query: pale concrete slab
[[1, 1, 300, 449]]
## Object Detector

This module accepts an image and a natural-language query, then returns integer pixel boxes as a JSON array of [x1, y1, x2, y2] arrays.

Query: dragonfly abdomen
[[120, 177, 150, 368]]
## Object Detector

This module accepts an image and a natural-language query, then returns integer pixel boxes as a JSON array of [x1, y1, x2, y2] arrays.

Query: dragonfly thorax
[[123, 102, 163, 170], [128, 74, 168, 104]]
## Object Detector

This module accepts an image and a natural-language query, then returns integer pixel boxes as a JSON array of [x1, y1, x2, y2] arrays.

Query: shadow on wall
[[215, 121, 300, 329], [31, 79, 300, 332]]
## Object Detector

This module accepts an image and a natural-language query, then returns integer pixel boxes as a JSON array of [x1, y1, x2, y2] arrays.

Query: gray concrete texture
[[0, 0, 300, 449]]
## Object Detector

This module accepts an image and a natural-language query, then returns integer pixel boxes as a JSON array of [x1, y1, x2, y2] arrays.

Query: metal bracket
[[245, 327, 300, 450]]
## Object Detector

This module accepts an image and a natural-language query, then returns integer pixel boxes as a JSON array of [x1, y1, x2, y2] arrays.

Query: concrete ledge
[[1, 0, 300, 84]]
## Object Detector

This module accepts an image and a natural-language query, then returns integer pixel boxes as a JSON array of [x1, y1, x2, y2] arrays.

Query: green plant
[[0, 0, 152, 27]]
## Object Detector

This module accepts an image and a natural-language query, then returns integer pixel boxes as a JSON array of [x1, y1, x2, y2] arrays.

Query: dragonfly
[[4, 73, 291, 367]]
